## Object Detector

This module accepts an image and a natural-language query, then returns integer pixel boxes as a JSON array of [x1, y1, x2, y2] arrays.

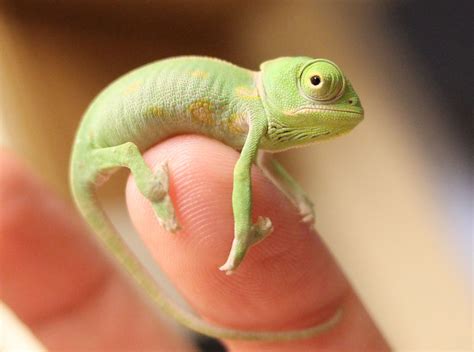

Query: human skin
[[0, 137, 390, 351]]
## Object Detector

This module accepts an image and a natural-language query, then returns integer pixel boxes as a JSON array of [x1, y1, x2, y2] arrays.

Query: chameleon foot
[[146, 162, 170, 202], [148, 162, 180, 233], [297, 196, 316, 227], [219, 217, 273, 274], [152, 199, 180, 233], [249, 216, 273, 246], [257, 154, 316, 228]]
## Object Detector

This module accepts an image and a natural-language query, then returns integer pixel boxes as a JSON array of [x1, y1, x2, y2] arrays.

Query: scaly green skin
[[70, 56, 363, 341]]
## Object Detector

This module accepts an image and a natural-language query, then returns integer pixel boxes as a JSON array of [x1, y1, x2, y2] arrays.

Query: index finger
[[126, 135, 390, 351]]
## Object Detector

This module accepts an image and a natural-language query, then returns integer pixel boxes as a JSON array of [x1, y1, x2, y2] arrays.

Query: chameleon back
[[76, 56, 259, 153]]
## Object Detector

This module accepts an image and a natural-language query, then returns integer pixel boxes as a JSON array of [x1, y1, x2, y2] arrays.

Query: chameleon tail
[[70, 170, 342, 341]]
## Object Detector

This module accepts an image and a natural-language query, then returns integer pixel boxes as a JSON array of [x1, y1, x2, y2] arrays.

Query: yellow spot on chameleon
[[188, 100, 216, 126], [191, 70, 209, 78], [122, 80, 142, 96], [235, 86, 259, 100], [227, 113, 248, 134], [145, 106, 164, 118]]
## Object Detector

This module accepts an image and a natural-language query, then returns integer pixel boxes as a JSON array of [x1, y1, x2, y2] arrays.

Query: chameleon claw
[[160, 218, 181, 233], [249, 216, 273, 245], [301, 212, 315, 226], [218, 265, 234, 275], [219, 217, 273, 273], [151, 197, 180, 233], [219, 242, 239, 273], [296, 197, 316, 227]]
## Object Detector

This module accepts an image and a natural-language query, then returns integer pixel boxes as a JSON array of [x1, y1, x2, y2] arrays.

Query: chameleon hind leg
[[92, 142, 179, 232], [257, 152, 315, 227]]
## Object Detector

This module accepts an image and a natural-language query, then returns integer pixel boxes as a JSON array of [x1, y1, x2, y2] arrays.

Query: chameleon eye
[[300, 59, 345, 102]]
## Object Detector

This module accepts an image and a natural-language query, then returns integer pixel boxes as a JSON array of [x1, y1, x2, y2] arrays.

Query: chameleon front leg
[[219, 119, 273, 274], [91, 142, 179, 232], [257, 152, 315, 226]]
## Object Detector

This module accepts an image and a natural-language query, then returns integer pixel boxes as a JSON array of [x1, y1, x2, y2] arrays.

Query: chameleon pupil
[[310, 75, 321, 86]]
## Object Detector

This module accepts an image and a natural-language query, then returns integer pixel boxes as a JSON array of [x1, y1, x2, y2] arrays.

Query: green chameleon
[[70, 56, 364, 341]]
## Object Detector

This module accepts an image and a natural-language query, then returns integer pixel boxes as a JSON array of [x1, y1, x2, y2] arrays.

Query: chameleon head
[[258, 57, 364, 151]]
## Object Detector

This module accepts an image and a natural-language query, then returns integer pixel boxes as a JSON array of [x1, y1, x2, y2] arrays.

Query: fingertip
[[126, 135, 347, 323]]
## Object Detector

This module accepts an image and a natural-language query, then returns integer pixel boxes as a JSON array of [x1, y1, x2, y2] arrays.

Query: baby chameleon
[[70, 56, 364, 341]]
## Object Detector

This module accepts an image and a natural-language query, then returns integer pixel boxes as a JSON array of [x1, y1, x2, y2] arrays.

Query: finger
[[126, 135, 390, 351], [0, 149, 193, 351]]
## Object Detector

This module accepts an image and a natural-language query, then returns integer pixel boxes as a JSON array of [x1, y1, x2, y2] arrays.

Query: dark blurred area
[[387, 1, 472, 155]]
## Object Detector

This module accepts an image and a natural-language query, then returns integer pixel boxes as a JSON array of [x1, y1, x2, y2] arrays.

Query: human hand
[[0, 136, 390, 351]]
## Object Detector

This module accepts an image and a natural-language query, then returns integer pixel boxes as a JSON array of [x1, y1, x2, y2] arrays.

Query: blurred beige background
[[0, 1, 471, 350]]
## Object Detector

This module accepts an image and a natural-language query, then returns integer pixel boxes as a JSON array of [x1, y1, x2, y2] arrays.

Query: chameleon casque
[[70, 56, 364, 341]]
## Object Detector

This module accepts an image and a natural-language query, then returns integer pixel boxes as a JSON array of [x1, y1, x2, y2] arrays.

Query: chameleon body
[[70, 56, 363, 341]]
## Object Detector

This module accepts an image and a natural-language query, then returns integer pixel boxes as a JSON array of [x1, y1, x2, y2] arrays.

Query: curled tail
[[70, 156, 341, 341]]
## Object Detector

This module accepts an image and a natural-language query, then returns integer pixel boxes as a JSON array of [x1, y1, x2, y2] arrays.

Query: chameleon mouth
[[293, 106, 364, 115]]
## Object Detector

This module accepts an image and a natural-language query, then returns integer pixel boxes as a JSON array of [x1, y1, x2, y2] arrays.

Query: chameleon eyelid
[[297, 59, 346, 103]]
